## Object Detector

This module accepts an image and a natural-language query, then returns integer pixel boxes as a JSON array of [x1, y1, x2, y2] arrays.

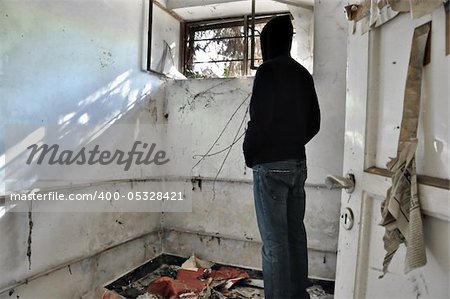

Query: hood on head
[[260, 15, 293, 62]]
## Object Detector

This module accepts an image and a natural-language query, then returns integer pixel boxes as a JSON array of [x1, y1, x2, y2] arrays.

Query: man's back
[[243, 15, 321, 299], [243, 18, 320, 167]]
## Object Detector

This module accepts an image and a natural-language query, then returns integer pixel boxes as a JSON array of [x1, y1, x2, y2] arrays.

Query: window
[[145, 0, 183, 78], [182, 13, 292, 78]]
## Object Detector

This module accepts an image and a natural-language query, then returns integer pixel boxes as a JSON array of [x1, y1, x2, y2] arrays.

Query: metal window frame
[[250, 0, 256, 70], [182, 11, 291, 77], [146, 0, 153, 71], [146, 0, 184, 75]]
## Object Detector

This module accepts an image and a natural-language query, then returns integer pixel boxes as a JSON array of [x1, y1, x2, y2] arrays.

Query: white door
[[334, 8, 449, 299]]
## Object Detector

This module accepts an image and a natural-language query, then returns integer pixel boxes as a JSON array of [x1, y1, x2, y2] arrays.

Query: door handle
[[325, 173, 355, 193]]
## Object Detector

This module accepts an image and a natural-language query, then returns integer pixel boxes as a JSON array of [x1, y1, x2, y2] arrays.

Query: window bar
[[243, 15, 249, 75], [193, 35, 248, 42], [146, 0, 153, 71], [186, 28, 196, 73], [194, 59, 246, 64], [250, 0, 258, 70], [188, 15, 275, 32], [179, 21, 186, 73]]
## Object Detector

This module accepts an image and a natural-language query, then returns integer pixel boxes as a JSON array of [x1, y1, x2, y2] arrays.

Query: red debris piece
[[211, 267, 250, 281], [148, 277, 178, 299], [176, 268, 207, 282], [212, 267, 250, 290], [148, 266, 250, 298], [148, 269, 208, 298], [175, 268, 210, 293]]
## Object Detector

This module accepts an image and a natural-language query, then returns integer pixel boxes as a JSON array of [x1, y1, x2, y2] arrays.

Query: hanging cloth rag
[[379, 21, 431, 279]]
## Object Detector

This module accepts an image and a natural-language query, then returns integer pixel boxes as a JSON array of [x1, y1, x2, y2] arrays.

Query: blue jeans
[[252, 159, 310, 299]]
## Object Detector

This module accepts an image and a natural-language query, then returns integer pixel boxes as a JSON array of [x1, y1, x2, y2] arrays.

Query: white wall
[[162, 69, 344, 281], [0, 0, 178, 296], [159, 1, 348, 281], [310, 0, 347, 184], [290, 5, 314, 73], [0, 0, 348, 296]]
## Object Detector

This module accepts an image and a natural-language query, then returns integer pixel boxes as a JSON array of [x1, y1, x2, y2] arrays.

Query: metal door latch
[[325, 173, 355, 193]]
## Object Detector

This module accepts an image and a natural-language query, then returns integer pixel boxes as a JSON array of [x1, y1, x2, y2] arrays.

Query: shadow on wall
[[0, 69, 165, 198]]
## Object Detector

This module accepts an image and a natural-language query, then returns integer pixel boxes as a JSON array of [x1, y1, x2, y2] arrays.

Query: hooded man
[[243, 15, 320, 299]]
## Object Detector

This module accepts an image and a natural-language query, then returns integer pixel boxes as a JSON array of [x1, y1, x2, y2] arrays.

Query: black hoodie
[[243, 15, 320, 168]]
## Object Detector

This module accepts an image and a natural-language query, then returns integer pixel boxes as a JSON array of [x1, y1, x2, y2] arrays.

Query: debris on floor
[[103, 254, 334, 299], [146, 259, 257, 298], [307, 285, 334, 299], [181, 253, 214, 270], [103, 254, 263, 299], [136, 294, 160, 299]]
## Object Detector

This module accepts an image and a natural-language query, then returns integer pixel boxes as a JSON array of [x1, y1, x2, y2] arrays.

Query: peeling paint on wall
[[0, 0, 171, 291]]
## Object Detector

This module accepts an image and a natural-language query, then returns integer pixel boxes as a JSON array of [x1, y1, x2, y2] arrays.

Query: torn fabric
[[388, 0, 411, 12], [346, 0, 444, 34], [344, 3, 369, 22], [389, 0, 442, 18], [379, 22, 430, 278], [409, 0, 442, 19], [374, 2, 400, 27], [346, 0, 399, 34]]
